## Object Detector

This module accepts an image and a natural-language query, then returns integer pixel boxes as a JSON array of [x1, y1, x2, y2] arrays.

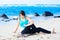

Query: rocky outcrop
[[42, 11, 53, 17], [0, 14, 9, 19], [35, 13, 40, 16], [54, 16, 60, 18]]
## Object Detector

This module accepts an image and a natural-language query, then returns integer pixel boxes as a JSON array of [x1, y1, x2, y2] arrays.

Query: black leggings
[[21, 24, 51, 34]]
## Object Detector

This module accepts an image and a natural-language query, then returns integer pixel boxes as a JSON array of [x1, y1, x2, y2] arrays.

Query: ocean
[[0, 6, 60, 16]]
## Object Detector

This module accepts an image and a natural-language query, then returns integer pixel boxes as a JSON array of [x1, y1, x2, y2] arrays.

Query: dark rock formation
[[35, 13, 40, 16], [0, 14, 9, 19], [54, 16, 60, 18], [42, 11, 53, 17], [12, 18, 18, 20]]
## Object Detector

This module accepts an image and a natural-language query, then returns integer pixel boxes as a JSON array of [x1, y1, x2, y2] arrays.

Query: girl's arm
[[14, 17, 20, 33], [25, 17, 34, 26]]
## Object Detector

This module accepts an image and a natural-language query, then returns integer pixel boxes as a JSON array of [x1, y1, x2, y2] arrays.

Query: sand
[[0, 16, 60, 40]]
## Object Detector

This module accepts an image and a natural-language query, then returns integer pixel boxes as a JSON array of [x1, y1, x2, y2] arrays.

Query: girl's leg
[[36, 27, 51, 34], [21, 24, 36, 34]]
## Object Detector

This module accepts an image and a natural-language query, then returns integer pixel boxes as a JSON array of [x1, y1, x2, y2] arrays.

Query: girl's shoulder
[[26, 16, 30, 19]]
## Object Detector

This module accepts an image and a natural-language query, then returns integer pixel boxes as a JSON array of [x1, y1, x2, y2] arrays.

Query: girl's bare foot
[[51, 31, 56, 34], [51, 28, 56, 34]]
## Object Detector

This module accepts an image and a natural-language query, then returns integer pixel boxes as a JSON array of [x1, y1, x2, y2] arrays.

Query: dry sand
[[0, 17, 60, 40]]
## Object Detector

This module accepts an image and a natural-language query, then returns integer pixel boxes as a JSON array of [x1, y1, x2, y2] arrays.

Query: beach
[[0, 0, 60, 40], [0, 16, 60, 40]]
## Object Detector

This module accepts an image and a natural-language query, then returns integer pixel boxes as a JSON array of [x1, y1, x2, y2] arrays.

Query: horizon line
[[0, 4, 60, 7]]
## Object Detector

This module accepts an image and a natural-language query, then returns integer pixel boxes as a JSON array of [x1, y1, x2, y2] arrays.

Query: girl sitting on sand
[[14, 10, 55, 37]]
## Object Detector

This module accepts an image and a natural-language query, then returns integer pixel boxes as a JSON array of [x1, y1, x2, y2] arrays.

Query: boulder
[[54, 16, 60, 18], [35, 13, 40, 16], [42, 11, 53, 17], [0, 14, 9, 19], [12, 18, 18, 20]]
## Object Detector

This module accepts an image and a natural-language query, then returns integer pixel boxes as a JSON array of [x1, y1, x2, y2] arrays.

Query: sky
[[0, 0, 60, 7], [0, 0, 60, 4]]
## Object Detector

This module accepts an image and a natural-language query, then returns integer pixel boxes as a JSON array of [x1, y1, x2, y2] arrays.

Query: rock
[[12, 18, 18, 20], [35, 13, 40, 16], [0, 14, 9, 19], [42, 11, 53, 17], [4, 20, 10, 22], [1, 19, 4, 21], [54, 16, 60, 18]]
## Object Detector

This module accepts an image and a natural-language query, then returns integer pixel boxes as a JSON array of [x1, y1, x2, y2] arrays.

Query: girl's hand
[[13, 31, 16, 33]]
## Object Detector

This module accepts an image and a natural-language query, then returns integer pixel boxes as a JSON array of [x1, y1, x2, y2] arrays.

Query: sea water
[[0, 6, 60, 16], [0, 5, 60, 21]]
